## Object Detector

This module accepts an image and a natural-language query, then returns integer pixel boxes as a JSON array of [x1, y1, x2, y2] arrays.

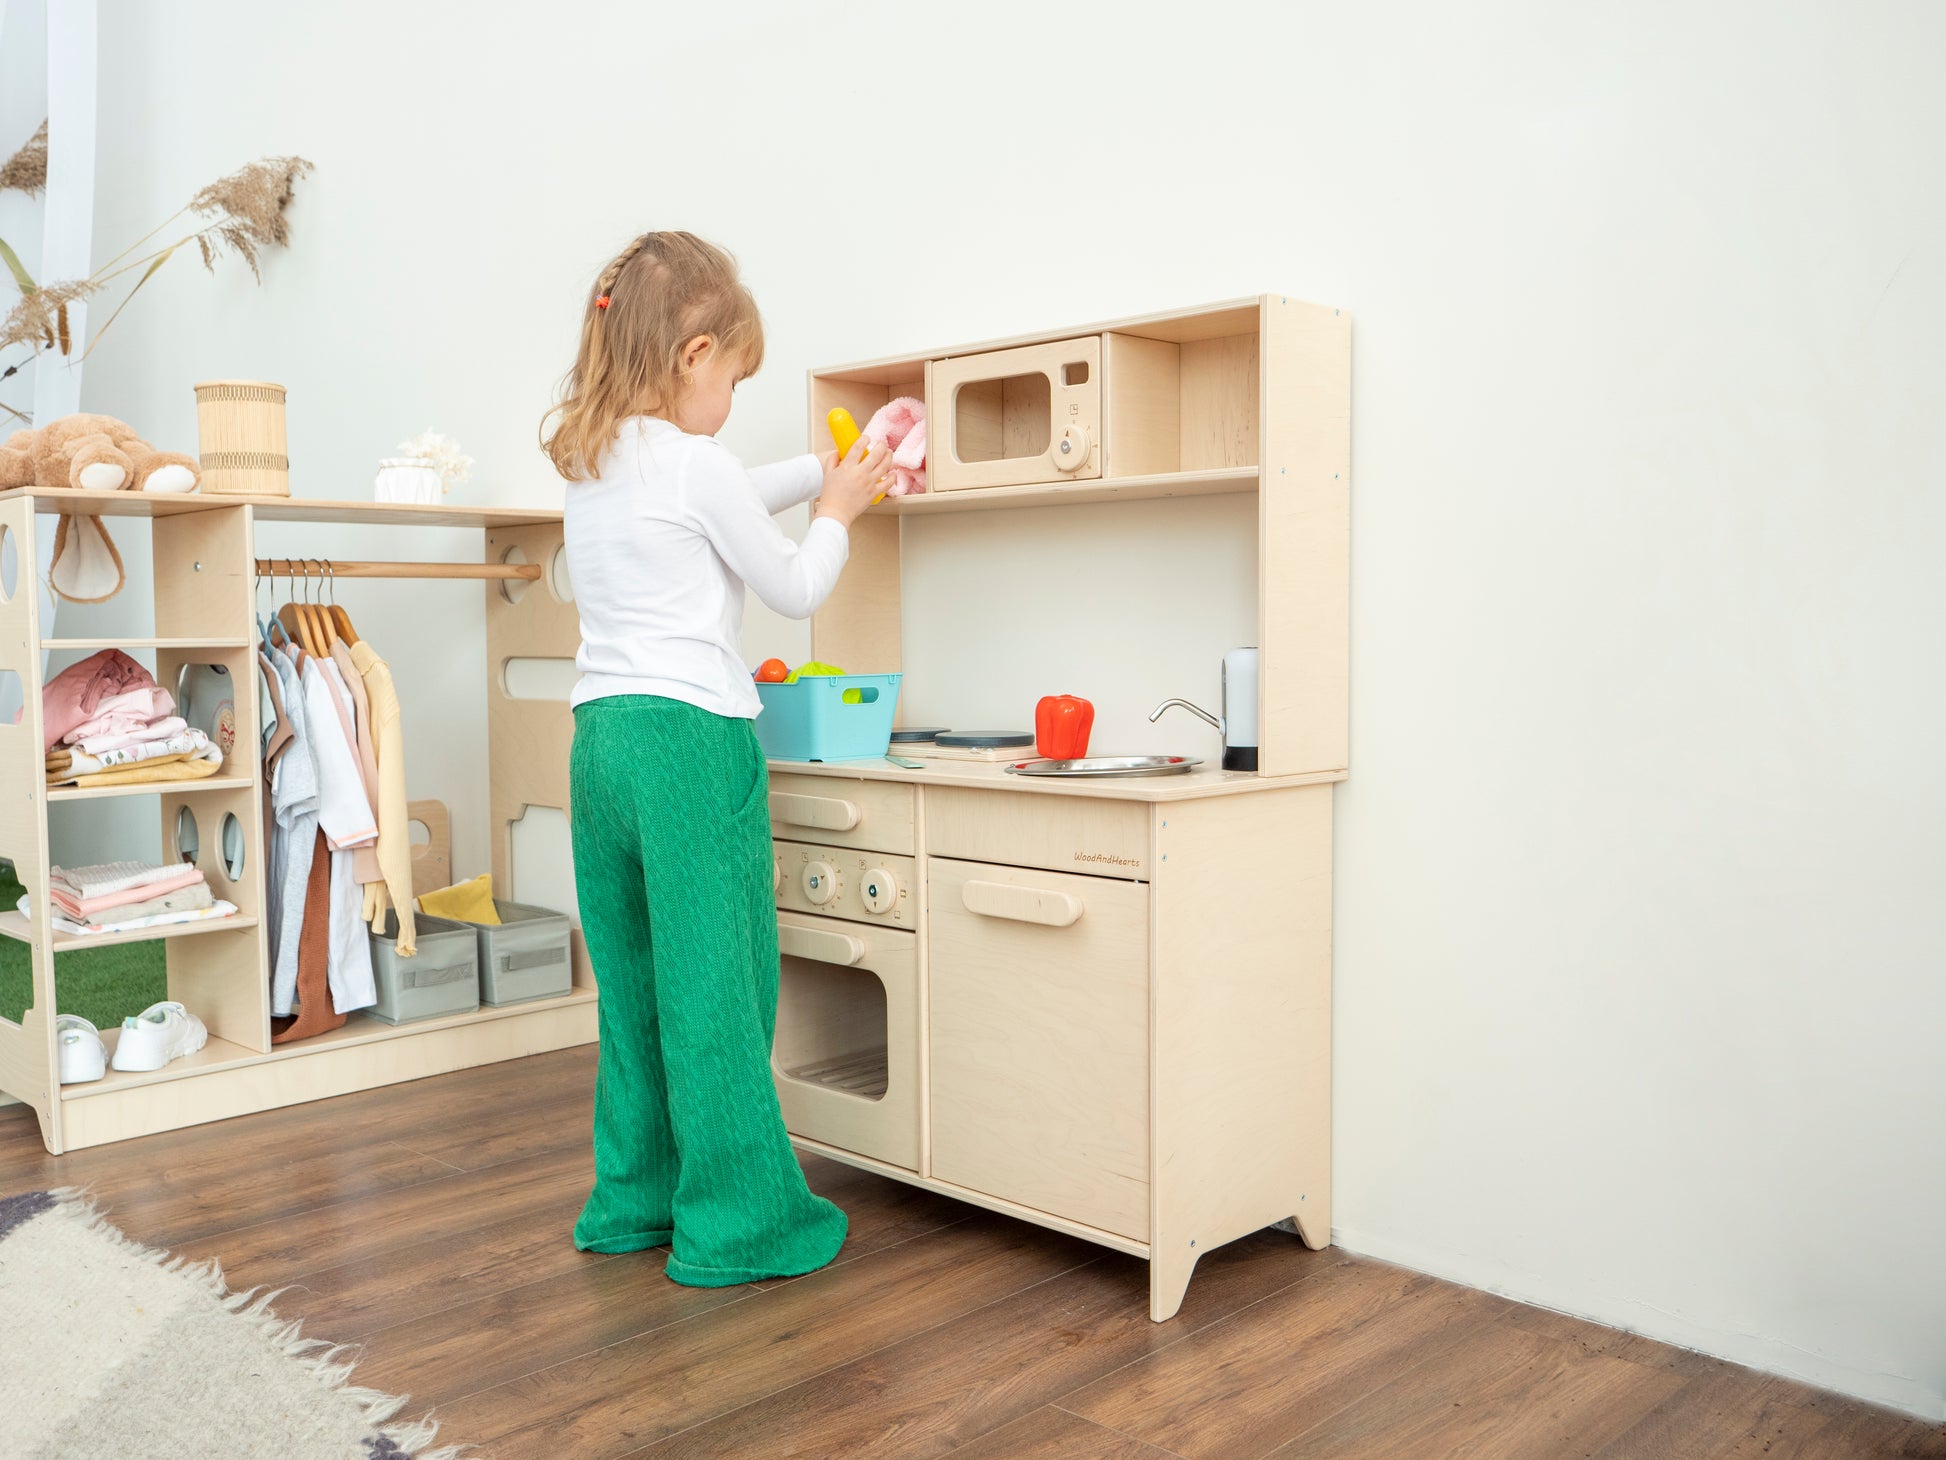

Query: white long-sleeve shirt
[[566, 416, 847, 718]]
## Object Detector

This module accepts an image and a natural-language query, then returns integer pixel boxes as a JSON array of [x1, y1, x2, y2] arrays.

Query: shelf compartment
[[868, 466, 1258, 516], [0, 911, 257, 953], [46, 775, 256, 803], [60, 987, 598, 1100]]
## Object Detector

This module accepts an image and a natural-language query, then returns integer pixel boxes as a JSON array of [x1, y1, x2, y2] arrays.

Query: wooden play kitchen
[[773, 295, 1348, 1320], [0, 490, 594, 1153], [0, 292, 1346, 1326]]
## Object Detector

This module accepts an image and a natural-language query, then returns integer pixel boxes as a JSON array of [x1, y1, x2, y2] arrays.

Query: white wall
[[69, 0, 1946, 1419]]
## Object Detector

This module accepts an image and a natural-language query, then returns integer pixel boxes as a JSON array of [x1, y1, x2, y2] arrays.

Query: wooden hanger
[[277, 562, 322, 658], [324, 561, 360, 646], [302, 560, 337, 652]]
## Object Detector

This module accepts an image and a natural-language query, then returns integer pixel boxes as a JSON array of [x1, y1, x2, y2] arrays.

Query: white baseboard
[[1332, 1225, 1944, 1423]]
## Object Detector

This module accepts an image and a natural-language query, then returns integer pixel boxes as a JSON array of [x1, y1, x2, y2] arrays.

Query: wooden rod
[[253, 558, 542, 581]]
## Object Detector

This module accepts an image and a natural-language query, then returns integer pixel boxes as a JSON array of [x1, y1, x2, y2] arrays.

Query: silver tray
[[1005, 755, 1204, 779]]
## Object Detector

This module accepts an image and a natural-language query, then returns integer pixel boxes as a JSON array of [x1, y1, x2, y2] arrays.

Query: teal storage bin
[[754, 673, 903, 761]]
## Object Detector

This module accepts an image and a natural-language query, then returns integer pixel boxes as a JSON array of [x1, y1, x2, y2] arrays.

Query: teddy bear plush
[[0, 412, 200, 495], [0, 413, 201, 603]]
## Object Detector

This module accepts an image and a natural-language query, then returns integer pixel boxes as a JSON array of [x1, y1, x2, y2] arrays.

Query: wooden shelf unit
[[779, 296, 1349, 1322], [0, 490, 594, 1153]]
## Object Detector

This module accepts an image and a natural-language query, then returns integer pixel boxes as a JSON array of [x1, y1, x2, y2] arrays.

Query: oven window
[[774, 956, 889, 1102], [954, 373, 1053, 463]]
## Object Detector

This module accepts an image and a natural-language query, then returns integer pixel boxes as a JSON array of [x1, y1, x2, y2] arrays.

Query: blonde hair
[[541, 231, 765, 481]]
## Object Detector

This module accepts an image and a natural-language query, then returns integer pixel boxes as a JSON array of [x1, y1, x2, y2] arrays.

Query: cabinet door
[[927, 857, 1150, 1240]]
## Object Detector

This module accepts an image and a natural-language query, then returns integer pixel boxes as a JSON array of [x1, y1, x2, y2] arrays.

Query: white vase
[[374, 459, 442, 504]]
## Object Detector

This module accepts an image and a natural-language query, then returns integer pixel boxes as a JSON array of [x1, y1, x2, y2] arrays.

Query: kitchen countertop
[[766, 756, 1345, 802]]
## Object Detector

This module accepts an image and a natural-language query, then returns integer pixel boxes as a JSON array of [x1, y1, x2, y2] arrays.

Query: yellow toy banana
[[827, 407, 887, 505]]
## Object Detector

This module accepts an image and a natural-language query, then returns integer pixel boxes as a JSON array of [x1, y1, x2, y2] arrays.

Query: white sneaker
[[56, 1015, 106, 1084], [110, 1001, 208, 1072]]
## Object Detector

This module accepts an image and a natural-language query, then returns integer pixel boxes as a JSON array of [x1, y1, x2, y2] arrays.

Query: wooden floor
[[3, 1049, 1940, 1460]]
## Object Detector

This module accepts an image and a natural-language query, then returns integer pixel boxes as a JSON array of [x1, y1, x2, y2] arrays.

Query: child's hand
[[815, 437, 892, 527]]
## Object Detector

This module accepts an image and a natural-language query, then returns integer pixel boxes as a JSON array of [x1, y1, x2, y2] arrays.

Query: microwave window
[[954, 373, 1054, 464]]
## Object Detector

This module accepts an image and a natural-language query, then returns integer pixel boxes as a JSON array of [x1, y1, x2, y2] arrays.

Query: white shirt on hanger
[[565, 417, 843, 719]]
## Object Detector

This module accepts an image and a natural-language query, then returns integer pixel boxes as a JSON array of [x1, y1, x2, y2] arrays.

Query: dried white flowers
[[396, 430, 474, 495]]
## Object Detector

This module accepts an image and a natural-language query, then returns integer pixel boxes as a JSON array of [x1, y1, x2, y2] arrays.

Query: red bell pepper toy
[[1035, 694, 1094, 760]]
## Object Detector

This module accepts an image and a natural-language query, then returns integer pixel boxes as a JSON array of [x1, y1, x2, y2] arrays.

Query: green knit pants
[[569, 696, 847, 1285]]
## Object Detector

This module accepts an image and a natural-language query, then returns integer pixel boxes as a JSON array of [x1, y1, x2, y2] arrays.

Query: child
[[542, 231, 889, 1285]]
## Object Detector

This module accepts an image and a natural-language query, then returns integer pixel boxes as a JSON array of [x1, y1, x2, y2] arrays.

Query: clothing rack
[[253, 558, 541, 581], [0, 489, 595, 1155]]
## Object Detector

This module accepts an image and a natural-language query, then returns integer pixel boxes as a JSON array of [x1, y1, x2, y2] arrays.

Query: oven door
[[772, 910, 921, 1171]]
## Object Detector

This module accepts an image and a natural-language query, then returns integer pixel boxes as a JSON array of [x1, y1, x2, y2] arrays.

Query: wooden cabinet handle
[[769, 792, 861, 833], [778, 922, 867, 966], [960, 880, 1085, 928]]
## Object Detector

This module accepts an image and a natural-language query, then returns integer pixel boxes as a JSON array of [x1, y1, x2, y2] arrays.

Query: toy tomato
[[1035, 694, 1094, 760], [754, 658, 790, 683]]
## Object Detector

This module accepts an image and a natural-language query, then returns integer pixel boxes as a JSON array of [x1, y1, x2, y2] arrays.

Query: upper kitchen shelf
[[809, 297, 1286, 514]]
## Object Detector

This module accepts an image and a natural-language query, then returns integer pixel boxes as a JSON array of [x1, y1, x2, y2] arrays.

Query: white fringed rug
[[0, 1189, 461, 1459]]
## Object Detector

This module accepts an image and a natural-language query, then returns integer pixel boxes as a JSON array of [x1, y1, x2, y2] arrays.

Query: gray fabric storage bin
[[368, 912, 480, 1025], [472, 900, 574, 1006]]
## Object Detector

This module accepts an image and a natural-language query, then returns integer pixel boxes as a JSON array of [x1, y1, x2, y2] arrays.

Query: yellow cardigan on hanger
[[349, 640, 416, 956]]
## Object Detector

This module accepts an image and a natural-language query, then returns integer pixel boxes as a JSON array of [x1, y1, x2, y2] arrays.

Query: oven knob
[[1052, 423, 1092, 473], [802, 861, 841, 905], [774, 855, 784, 895], [860, 868, 899, 915]]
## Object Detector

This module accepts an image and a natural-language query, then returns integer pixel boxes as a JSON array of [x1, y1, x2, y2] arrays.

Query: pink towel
[[41, 650, 176, 752], [50, 865, 205, 920], [863, 397, 928, 497]]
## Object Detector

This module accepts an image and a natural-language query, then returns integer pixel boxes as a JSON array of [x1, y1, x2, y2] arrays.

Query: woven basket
[[193, 380, 289, 496]]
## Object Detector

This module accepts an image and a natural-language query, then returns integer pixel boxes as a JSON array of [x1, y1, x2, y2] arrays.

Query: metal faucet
[[1149, 697, 1222, 734]]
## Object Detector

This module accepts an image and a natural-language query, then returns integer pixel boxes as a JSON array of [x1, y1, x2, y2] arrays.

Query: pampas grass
[[0, 120, 48, 196], [1, 151, 314, 394]]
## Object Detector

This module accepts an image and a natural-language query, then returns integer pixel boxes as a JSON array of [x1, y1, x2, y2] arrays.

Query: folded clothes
[[63, 755, 223, 790], [52, 860, 187, 900], [51, 866, 205, 920], [41, 650, 175, 752], [19, 892, 239, 939], [68, 716, 188, 757], [70, 883, 215, 925], [46, 729, 218, 783]]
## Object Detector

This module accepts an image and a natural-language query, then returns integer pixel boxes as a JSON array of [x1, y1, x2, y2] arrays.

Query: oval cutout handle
[[769, 792, 861, 833], [961, 880, 1084, 928], [778, 922, 867, 966]]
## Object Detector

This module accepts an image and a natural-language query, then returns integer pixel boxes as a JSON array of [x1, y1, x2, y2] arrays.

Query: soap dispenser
[[1148, 647, 1260, 771]]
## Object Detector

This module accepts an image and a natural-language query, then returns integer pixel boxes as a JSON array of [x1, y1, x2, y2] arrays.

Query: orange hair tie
[[595, 294, 611, 310]]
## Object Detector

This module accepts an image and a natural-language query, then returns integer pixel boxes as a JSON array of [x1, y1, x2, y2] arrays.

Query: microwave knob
[[1052, 422, 1091, 473], [860, 868, 900, 915], [802, 861, 841, 905]]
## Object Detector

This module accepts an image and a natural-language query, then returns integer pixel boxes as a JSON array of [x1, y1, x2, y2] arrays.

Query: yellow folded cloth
[[416, 873, 502, 926], [62, 756, 220, 789]]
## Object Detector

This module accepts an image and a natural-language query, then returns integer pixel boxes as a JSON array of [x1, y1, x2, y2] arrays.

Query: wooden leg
[[1149, 1244, 1200, 1323]]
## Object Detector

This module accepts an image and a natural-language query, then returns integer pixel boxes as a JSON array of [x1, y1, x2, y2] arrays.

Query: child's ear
[[682, 334, 713, 371]]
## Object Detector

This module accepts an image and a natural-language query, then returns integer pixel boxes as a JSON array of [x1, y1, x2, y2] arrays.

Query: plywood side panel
[[153, 506, 252, 641], [811, 511, 902, 678], [1102, 332, 1182, 478], [484, 523, 589, 986], [0, 499, 60, 1151], [1257, 297, 1349, 777], [1148, 784, 1333, 1317]]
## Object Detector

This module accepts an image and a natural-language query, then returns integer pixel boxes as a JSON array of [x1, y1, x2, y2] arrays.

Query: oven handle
[[769, 792, 862, 834], [778, 922, 868, 967], [961, 879, 1085, 929]]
